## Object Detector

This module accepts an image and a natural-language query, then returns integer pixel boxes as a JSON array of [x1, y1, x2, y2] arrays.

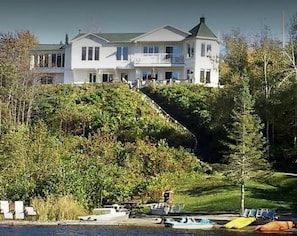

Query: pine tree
[[224, 72, 269, 215]]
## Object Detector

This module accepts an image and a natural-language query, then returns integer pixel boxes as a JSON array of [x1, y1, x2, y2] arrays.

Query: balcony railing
[[134, 53, 184, 65]]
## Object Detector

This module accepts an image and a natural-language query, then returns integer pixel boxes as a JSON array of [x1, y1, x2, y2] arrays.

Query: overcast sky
[[0, 0, 296, 44]]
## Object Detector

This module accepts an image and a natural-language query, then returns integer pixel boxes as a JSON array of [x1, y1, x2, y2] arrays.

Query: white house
[[30, 17, 220, 87]]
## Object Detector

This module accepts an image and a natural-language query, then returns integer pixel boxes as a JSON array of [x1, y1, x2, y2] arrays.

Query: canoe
[[224, 217, 256, 229], [255, 221, 295, 232]]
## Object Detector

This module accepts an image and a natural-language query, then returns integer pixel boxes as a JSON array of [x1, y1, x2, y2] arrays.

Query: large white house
[[30, 17, 220, 87]]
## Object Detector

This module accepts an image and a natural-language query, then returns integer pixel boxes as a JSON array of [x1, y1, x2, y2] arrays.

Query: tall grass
[[31, 195, 88, 221]]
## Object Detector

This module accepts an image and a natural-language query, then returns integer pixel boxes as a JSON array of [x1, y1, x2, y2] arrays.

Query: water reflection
[[0, 225, 294, 236]]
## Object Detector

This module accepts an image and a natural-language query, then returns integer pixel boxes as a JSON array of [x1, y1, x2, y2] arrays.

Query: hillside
[[0, 82, 211, 210]]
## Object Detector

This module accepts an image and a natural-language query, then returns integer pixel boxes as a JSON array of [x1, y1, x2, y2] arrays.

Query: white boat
[[164, 217, 215, 229], [78, 207, 129, 221]]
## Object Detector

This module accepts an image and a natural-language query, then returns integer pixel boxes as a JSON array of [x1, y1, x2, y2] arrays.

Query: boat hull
[[170, 224, 214, 229], [164, 217, 215, 230], [78, 208, 129, 221]]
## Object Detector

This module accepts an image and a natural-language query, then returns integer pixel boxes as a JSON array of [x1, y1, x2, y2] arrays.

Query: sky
[[0, 0, 296, 44]]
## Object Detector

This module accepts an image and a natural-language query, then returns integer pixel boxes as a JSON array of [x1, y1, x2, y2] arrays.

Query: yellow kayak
[[224, 217, 256, 229]]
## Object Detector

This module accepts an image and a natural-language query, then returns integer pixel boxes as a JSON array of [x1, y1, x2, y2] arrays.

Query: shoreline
[[0, 214, 296, 234]]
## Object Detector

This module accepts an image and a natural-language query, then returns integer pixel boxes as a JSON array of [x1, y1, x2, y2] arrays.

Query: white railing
[[134, 53, 184, 65]]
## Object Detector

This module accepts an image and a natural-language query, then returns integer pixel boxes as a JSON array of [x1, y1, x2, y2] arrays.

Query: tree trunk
[[240, 182, 245, 215]]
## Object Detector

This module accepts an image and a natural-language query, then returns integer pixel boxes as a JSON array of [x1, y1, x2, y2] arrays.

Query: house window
[[89, 73, 96, 83], [82, 46, 99, 61], [207, 44, 212, 54], [120, 73, 128, 81], [95, 47, 99, 60], [102, 74, 113, 82], [62, 53, 65, 67], [116, 47, 128, 60], [142, 71, 151, 80], [38, 55, 44, 67], [187, 44, 194, 58], [172, 72, 179, 80], [200, 69, 211, 83], [206, 70, 211, 83], [52, 54, 56, 67], [123, 47, 128, 60], [142, 70, 157, 80], [187, 69, 194, 81], [143, 46, 158, 55], [165, 71, 179, 80], [88, 47, 93, 60], [81, 47, 86, 60], [201, 43, 205, 57], [57, 53, 62, 67], [187, 44, 190, 58], [44, 54, 48, 67], [200, 69, 205, 82]]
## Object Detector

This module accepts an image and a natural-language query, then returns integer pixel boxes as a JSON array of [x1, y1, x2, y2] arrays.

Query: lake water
[[0, 225, 293, 236]]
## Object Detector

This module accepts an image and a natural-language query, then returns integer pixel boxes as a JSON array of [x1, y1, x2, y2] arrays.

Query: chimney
[[200, 17, 205, 23]]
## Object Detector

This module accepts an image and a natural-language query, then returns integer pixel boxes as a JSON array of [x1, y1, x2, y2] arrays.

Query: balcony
[[134, 53, 184, 66]]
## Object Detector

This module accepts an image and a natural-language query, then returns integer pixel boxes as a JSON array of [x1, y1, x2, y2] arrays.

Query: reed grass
[[31, 195, 88, 221]]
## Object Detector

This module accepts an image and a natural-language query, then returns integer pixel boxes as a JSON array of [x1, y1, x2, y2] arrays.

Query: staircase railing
[[135, 88, 198, 154]]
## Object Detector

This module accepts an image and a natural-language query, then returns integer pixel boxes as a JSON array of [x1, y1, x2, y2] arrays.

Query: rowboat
[[164, 217, 215, 229], [78, 207, 129, 221]]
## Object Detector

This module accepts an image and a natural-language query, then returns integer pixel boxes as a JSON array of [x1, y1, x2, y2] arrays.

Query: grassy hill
[[172, 172, 297, 213]]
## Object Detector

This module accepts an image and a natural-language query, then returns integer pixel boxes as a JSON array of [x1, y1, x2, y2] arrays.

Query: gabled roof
[[70, 25, 191, 43], [97, 33, 144, 42], [188, 17, 217, 39], [131, 25, 191, 42], [71, 32, 144, 43], [32, 44, 65, 51]]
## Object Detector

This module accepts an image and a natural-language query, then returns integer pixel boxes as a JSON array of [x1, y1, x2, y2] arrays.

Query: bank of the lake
[[0, 212, 296, 234]]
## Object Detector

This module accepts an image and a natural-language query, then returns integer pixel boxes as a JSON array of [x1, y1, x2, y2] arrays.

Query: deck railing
[[134, 53, 184, 65]]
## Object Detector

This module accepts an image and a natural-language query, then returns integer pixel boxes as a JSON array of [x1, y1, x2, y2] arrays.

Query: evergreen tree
[[224, 72, 269, 215]]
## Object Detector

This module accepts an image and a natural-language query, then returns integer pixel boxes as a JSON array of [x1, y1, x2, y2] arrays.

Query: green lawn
[[172, 172, 297, 214]]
